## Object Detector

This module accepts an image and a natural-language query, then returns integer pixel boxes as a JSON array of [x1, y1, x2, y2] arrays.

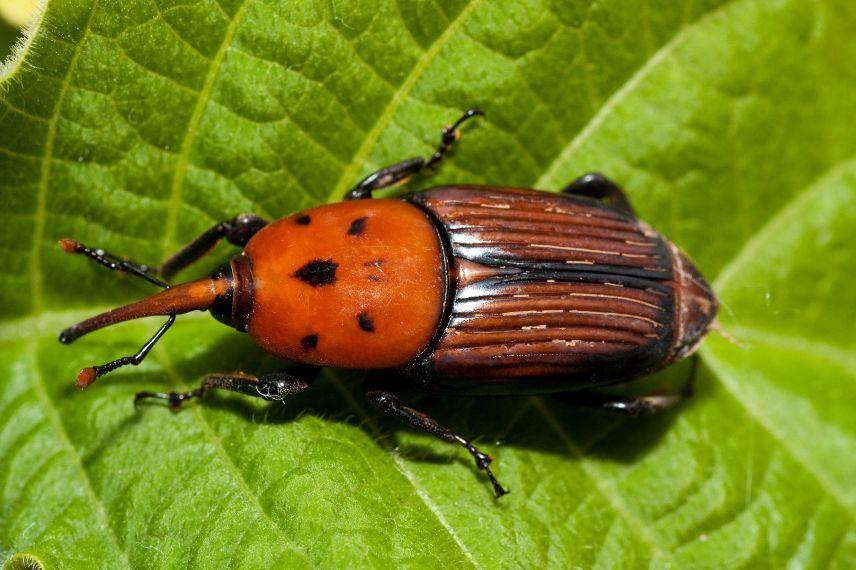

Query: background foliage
[[2, 0, 855, 567], [0, 22, 19, 58]]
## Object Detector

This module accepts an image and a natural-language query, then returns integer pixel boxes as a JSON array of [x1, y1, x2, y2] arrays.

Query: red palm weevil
[[59, 109, 718, 497]]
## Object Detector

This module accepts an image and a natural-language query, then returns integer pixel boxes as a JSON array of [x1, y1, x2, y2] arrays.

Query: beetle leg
[[562, 172, 635, 217], [158, 213, 269, 279], [557, 356, 698, 416], [344, 108, 483, 200], [363, 380, 508, 497], [58, 239, 169, 288], [422, 107, 484, 171], [555, 390, 686, 416], [134, 366, 318, 410], [58, 214, 268, 284], [344, 157, 426, 200]]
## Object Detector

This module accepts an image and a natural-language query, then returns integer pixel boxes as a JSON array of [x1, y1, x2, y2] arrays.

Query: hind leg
[[562, 172, 635, 217], [555, 356, 698, 415]]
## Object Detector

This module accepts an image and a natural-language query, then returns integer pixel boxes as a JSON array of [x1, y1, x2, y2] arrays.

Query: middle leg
[[135, 366, 319, 410]]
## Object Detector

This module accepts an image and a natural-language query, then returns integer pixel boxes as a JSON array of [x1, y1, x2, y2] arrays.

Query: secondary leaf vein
[[532, 399, 681, 567], [325, 0, 484, 203], [161, 0, 253, 258], [535, 0, 740, 190], [26, 342, 132, 567], [31, 0, 100, 313], [155, 351, 312, 564], [328, 376, 480, 568], [703, 351, 856, 516]]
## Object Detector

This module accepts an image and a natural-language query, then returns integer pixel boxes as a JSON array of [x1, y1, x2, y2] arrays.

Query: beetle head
[[207, 254, 254, 332]]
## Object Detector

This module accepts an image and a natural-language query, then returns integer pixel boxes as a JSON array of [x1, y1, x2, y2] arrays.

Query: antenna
[[58, 240, 231, 387]]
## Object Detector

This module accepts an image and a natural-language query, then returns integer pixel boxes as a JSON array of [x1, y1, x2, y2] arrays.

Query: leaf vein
[[729, 326, 856, 379], [328, 377, 480, 568], [26, 342, 132, 567], [325, 0, 484, 203], [0, 99, 48, 123], [532, 399, 681, 566], [152, 4, 222, 61], [160, 0, 254, 258], [703, 351, 856, 516], [30, 0, 101, 313], [714, 156, 856, 292], [155, 351, 312, 564], [225, 44, 366, 131], [534, 0, 741, 189]]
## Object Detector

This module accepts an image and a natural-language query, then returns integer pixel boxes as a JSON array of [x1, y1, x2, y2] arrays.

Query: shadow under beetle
[[59, 109, 718, 497]]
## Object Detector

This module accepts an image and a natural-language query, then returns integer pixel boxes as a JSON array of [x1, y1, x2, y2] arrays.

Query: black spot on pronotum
[[295, 214, 311, 225], [357, 312, 375, 333], [301, 334, 318, 350], [293, 259, 338, 286], [347, 216, 368, 236]]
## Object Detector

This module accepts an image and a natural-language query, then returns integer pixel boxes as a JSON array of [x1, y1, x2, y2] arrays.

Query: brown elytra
[[407, 186, 717, 394]]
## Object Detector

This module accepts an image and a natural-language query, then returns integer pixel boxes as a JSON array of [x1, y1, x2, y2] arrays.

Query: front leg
[[159, 213, 269, 279], [344, 108, 483, 200], [59, 213, 269, 285], [344, 158, 427, 201], [135, 366, 318, 410], [363, 377, 508, 497]]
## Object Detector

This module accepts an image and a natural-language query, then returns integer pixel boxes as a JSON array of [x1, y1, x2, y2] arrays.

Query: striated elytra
[[59, 110, 718, 497]]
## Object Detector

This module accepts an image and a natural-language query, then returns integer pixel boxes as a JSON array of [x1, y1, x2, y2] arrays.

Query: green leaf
[[2, 0, 855, 567]]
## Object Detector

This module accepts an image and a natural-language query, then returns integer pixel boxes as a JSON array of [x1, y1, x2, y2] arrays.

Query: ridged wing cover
[[409, 186, 679, 395]]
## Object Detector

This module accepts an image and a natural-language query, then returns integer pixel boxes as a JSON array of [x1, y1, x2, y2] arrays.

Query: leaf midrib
[[702, 156, 856, 516], [703, 348, 856, 516], [714, 156, 856, 293], [726, 326, 856, 378], [534, 0, 741, 191]]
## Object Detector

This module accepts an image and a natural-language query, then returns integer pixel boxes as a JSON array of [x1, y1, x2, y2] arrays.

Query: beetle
[[58, 109, 718, 497]]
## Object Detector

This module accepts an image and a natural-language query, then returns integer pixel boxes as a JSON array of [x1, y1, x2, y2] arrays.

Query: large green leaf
[[2, 0, 855, 567]]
